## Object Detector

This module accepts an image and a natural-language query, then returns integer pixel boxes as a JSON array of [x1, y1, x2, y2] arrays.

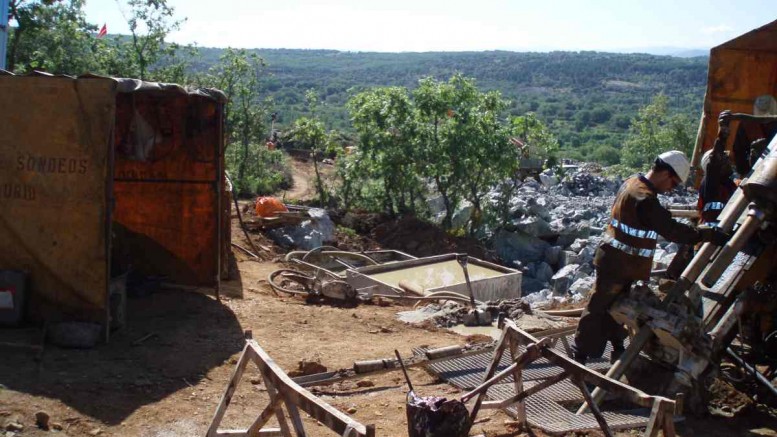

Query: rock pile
[[397, 299, 573, 332], [484, 164, 697, 307], [267, 208, 336, 250]]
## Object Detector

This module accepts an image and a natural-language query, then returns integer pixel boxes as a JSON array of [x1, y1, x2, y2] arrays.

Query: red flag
[[97, 24, 107, 38]]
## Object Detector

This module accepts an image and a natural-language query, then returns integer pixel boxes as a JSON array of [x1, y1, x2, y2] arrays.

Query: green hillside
[[196, 48, 708, 157]]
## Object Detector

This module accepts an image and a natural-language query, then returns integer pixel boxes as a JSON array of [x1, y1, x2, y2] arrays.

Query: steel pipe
[[701, 205, 765, 288]]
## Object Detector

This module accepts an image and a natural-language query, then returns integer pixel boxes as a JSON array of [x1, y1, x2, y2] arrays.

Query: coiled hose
[[267, 269, 324, 296]]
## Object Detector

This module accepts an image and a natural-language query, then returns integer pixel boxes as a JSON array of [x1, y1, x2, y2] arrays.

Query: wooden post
[[469, 327, 508, 421], [559, 336, 573, 357], [573, 376, 614, 437], [662, 401, 677, 437], [460, 346, 540, 403], [208, 339, 375, 437], [508, 334, 527, 425], [207, 344, 253, 437], [262, 375, 293, 437], [246, 398, 283, 436], [646, 399, 677, 437], [283, 397, 307, 437]]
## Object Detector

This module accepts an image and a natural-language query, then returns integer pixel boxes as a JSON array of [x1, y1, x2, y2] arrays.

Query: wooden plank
[[484, 371, 570, 409], [645, 400, 664, 437], [216, 430, 248, 436], [573, 376, 614, 437], [247, 340, 372, 437], [207, 344, 253, 437], [559, 336, 573, 357], [531, 325, 578, 338], [645, 399, 677, 437], [509, 336, 527, 424], [246, 397, 282, 436], [262, 375, 293, 437], [216, 429, 282, 437], [662, 401, 677, 437], [469, 327, 509, 421], [283, 398, 307, 437], [211, 339, 375, 437], [460, 345, 540, 403], [505, 320, 665, 409]]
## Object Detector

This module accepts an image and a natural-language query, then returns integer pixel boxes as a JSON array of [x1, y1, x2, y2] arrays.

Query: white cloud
[[702, 24, 733, 34]]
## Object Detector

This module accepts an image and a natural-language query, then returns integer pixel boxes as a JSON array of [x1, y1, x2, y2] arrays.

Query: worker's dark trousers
[[572, 270, 630, 362]]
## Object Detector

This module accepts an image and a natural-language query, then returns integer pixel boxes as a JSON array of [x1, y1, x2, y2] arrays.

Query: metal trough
[[287, 249, 417, 278], [346, 254, 522, 301]]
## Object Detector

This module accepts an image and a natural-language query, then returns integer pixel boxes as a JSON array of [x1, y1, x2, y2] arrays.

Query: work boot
[[573, 351, 588, 365], [610, 347, 625, 364]]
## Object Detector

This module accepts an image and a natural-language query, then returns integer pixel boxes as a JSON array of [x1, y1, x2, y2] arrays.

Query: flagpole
[[0, 0, 9, 70]]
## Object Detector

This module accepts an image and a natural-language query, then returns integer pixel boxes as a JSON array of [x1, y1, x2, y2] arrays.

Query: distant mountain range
[[608, 47, 709, 57]]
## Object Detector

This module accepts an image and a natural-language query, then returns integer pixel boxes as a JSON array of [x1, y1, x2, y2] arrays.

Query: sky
[[84, 0, 776, 53]]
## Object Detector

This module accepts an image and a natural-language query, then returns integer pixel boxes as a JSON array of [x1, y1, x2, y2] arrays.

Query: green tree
[[413, 75, 465, 229], [511, 113, 559, 165], [120, 0, 184, 80], [414, 74, 524, 232], [347, 86, 422, 215], [288, 90, 347, 205], [622, 94, 696, 169], [288, 116, 329, 204], [7, 0, 100, 74], [203, 48, 275, 195], [457, 90, 517, 235], [591, 144, 621, 165]]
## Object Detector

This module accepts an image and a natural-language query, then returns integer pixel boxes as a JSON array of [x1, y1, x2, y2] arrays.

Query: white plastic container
[[0, 270, 26, 326]]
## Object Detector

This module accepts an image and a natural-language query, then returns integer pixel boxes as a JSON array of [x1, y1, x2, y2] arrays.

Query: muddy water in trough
[[367, 259, 503, 290]]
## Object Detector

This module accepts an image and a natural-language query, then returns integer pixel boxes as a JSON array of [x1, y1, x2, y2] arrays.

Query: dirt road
[[279, 156, 336, 203], [283, 158, 314, 201]]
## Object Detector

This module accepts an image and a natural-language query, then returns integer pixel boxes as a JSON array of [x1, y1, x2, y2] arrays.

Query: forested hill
[[196, 48, 708, 156]]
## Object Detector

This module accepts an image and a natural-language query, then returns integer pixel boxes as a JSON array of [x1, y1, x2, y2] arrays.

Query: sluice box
[[346, 254, 522, 301]]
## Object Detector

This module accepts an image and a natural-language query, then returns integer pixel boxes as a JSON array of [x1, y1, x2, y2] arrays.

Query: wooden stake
[[573, 376, 614, 437], [262, 375, 293, 437], [508, 336, 527, 425], [469, 328, 508, 421], [207, 345, 252, 437]]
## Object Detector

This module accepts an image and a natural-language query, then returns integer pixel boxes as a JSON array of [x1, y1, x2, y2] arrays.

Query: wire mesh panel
[[423, 335, 652, 433]]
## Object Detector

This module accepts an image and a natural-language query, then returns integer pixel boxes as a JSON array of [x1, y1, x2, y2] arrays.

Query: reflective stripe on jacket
[[698, 177, 737, 225], [599, 176, 660, 280]]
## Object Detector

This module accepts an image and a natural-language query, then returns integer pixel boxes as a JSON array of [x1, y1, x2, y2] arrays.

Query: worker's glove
[[718, 110, 732, 127], [698, 225, 731, 246], [717, 110, 732, 138]]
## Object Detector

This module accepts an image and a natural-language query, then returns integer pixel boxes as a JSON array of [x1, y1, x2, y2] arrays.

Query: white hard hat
[[657, 150, 690, 182], [700, 149, 713, 174]]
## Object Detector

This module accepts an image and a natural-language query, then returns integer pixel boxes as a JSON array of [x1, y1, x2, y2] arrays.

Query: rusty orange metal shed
[[0, 72, 228, 326], [692, 19, 777, 177]]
